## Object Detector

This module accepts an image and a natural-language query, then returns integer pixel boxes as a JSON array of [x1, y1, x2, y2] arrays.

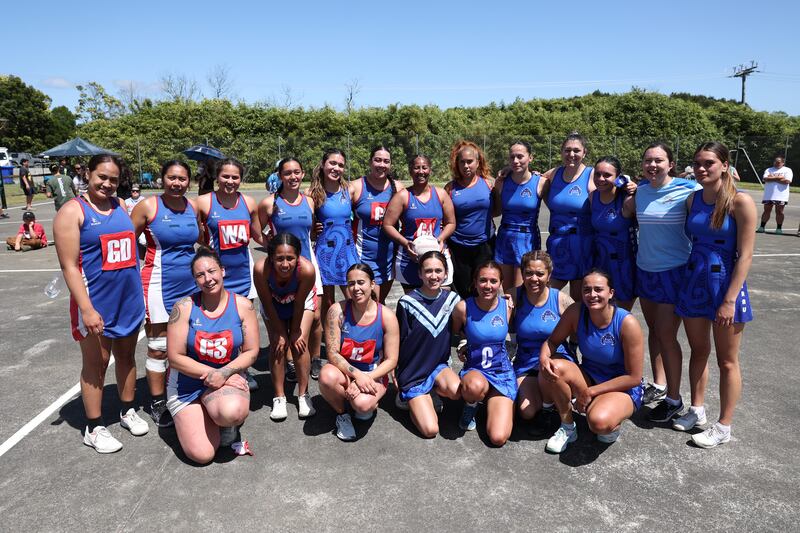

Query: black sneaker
[[286, 360, 297, 383], [642, 383, 667, 405], [150, 399, 174, 428], [529, 406, 560, 437], [648, 399, 684, 423]]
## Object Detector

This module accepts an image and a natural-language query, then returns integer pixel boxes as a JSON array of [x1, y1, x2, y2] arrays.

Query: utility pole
[[730, 61, 759, 105]]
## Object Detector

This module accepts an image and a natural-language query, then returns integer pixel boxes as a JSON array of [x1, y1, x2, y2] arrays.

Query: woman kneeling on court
[[395, 251, 463, 438], [452, 260, 516, 446], [539, 269, 644, 453], [166, 247, 259, 464], [319, 264, 399, 441]]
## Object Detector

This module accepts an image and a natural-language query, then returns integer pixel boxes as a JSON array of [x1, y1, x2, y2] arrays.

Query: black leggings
[[447, 238, 494, 300]]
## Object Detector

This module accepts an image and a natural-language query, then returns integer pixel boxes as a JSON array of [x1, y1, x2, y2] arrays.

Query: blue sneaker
[[459, 403, 478, 431]]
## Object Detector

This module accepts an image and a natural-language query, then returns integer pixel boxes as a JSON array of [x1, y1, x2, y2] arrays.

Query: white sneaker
[[335, 413, 356, 441], [395, 393, 409, 411], [546, 423, 577, 453], [120, 408, 149, 436], [298, 393, 316, 418], [83, 425, 123, 453], [270, 396, 288, 421], [597, 429, 620, 443], [692, 423, 731, 449], [673, 408, 707, 432]]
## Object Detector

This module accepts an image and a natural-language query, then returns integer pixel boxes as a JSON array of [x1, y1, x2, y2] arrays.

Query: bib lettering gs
[[218, 220, 250, 250], [194, 330, 234, 364], [100, 230, 136, 270]]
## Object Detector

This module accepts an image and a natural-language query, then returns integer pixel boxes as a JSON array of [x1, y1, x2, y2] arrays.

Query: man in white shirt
[[757, 156, 793, 235]]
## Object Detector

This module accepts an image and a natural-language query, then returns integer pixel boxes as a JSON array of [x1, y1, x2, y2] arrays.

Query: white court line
[[753, 253, 800, 257], [0, 329, 146, 459], [0, 269, 61, 273], [0, 218, 52, 226], [2, 201, 52, 211]]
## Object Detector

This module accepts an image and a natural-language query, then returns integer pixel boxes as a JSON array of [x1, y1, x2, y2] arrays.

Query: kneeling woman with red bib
[[166, 247, 260, 464], [319, 263, 400, 441]]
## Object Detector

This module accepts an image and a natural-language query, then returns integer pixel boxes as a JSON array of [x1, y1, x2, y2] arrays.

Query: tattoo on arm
[[168, 305, 181, 324], [348, 365, 356, 374], [241, 323, 247, 340]]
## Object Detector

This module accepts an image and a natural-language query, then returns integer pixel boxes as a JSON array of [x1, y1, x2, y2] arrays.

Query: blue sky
[[8, 0, 800, 115]]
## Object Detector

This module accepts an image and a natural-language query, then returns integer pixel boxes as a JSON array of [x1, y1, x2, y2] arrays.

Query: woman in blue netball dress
[[513, 251, 574, 421], [446, 141, 495, 299], [395, 251, 463, 438], [543, 133, 595, 303], [452, 261, 516, 446], [306, 149, 359, 348], [258, 157, 324, 380], [197, 158, 261, 300], [253, 233, 318, 421], [54, 154, 147, 453], [539, 269, 645, 453], [352, 146, 403, 303], [588, 156, 637, 310], [674, 142, 755, 448], [383, 155, 456, 292], [493, 141, 545, 291], [166, 247, 259, 464], [319, 263, 400, 441], [131, 160, 199, 428]]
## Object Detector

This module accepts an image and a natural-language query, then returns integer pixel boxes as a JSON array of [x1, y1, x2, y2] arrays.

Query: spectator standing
[[19, 159, 34, 211], [757, 156, 793, 234], [124, 183, 144, 214], [73, 164, 89, 196], [45, 163, 77, 211], [0, 168, 8, 218]]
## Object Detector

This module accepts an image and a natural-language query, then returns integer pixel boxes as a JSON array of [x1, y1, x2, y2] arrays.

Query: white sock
[[715, 422, 731, 434], [542, 402, 554, 409], [465, 401, 478, 407], [561, 421, 576, 430], [653, 383, 666, 391], [689, 405, 705, 417]]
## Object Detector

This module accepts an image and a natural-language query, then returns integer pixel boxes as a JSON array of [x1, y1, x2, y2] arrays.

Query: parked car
[[0, 147, 10, 167]]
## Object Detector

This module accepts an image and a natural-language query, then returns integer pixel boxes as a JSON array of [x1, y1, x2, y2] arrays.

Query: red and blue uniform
[[590, 191, 637, 302], [204, 192, 255, 299], [269, 193, 321, 289], [395, 187, 452, 287], [340, 302, 385, 375], [676, 191, 752, 323], [513, 287, 573, 377], [546, 166, 594, 281], [141, 196, 199, 323], [461, 297, 517, 400], [353, 178, 396, 284], [265, 267, 316, 322], [70, 197, 145, 340], [495, 174, 542, 265], [315, 188, 359, 286], [166, 291, 243, 415]]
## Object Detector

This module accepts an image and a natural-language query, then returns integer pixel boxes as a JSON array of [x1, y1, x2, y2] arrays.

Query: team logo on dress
[[408, 202, 418, 210], [162, 214, 172, 222], [568, 185, 582, 196], [277, 207, 286, 215], [367, 193, 374, 200], [604, 208, 617, 221], [491, 315, 505, 327], [90, 217, 101, 226], [453, 189, 461, 196], [600, 333, 616, 346], [210, 210, 221, 219], [341, 322, 350, 334], [541, 310, 557, 322], [339, 194, 348, 204], [521, 188, 533, 198], [193, 318, 203, 327]]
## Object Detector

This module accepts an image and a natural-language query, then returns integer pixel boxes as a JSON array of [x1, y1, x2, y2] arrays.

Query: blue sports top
[[590, 191, 635, 245], [513, 287, 568, 373], [204, 192, 255, 298], [340, 302, 385, 372], [685, 191, 737, 259], [316, 187, 352, 227], [353, 177, 396, 266], [500, 174, 541, 228], [270, 194, 314, 261], [449, 177, 494, 246], [635, 178, 700, 272], [546, 166, 593, 234], [400, 186, 443, 241], [578, 305, 629, 385], [463, 297, 509, 372]]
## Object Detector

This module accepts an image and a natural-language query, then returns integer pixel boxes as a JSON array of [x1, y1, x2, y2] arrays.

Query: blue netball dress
[[353, 178, 396, 284], [266, 267, 316, 322], [461, 297, 517, 400], [449, 177, 494, 247], [269, 193, 321, 289], [340, 303, 385, 376], [513, 287, 573, 377], [546, 166, 594, 281], [495, 174, 542, 265], [315, 188, 359, 286], [396, 289, 461, 400], [577, 306, 644, 409], [70, 197, 145, 340], [395, 187, 451, 287], [166, 291, 243, 415], [141, 196, 199, 323], [590, 191, 637, 302], [676, 192, 753, 323], [204, 193, 255, 299]]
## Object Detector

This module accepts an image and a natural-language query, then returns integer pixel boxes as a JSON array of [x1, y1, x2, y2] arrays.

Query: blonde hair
[[449, 140, 492, 182]]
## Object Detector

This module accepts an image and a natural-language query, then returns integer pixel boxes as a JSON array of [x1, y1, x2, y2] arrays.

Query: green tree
[[44, 106, 77, 147], [0, 75, 52, 152], [75, 81, 124, 122]]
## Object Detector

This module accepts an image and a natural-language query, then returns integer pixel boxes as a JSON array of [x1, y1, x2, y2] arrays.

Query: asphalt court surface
[[0, 191, 798, 532]]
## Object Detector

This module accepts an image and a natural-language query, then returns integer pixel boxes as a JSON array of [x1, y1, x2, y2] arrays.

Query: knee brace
[[147, 336, 167, 353], [146, 355, 168, 373]]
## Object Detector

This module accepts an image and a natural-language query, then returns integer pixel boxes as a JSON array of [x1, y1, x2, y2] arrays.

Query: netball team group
[[53, 134, 755, 463]]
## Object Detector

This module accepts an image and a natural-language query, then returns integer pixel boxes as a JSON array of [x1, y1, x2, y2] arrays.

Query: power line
[[730, 61, 759, 105]]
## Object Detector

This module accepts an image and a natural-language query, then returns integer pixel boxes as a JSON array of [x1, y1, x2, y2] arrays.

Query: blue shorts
[[399, 363, 449, 401], [583, 370, 644, 411], [460, 366, 518, 401], [636, 265, 685, 305], [494, 224, 541, 266]]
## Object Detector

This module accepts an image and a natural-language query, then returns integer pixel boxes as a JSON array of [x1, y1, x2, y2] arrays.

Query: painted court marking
[[0, 329, 146, 459], [0, 269, 62, 273]]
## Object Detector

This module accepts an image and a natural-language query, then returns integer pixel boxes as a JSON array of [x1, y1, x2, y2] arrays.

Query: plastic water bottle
[[44, 275, 63, 299]]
